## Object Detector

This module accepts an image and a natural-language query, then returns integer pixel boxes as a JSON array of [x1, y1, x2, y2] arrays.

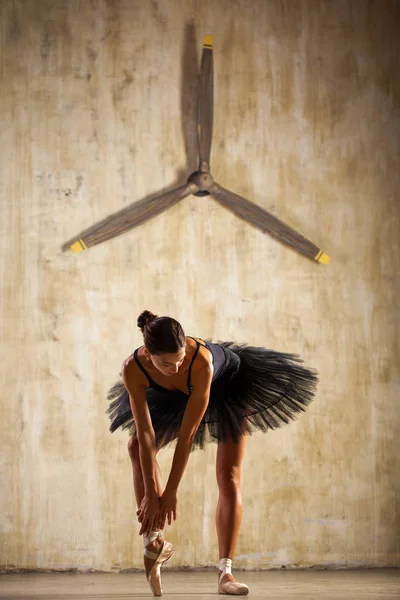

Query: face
[[145, 347, 186, 376]]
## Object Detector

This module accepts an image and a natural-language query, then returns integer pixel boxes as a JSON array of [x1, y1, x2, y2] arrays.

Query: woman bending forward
[[107, 311, 318, 596]]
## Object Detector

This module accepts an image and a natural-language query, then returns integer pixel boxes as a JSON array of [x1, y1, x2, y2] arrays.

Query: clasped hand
[[136, 492, 160, 536], [159, 487, 177, 529], [136, 488, 178, 535]]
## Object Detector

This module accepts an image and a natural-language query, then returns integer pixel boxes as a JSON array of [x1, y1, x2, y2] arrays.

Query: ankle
[[218, 557, 233, 582], [146, 537, 163, 551], [143, 530, 161, 548]]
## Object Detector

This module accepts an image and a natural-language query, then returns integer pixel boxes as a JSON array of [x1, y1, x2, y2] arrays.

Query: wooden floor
[[0, 569, 399, 599]]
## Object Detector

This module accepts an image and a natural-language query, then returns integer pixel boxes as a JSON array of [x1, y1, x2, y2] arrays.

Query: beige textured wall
[[1, 0, 399, 571]]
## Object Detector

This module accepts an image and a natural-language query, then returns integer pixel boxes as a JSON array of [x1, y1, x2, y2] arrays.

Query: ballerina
[[107, 310, 318, 595]]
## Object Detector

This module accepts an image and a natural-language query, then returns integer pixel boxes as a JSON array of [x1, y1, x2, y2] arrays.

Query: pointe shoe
[[144, 535, 174, 597], [218, 578, 249, 595], [218, 559, 249, 596]]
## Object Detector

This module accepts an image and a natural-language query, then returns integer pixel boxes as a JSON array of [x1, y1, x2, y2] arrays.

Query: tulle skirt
[[106, 342, 318, 450]]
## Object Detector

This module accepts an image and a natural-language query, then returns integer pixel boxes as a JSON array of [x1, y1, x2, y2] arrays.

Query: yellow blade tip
[[70, 239, 87, 252], [204, 35, 213, 48], [316, 251, 330, 264]]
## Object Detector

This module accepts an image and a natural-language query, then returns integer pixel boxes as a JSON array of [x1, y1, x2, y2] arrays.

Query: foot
[[144, 532, 174, 596], [218, 571, 249, 595], [144, 534, 164, 579]]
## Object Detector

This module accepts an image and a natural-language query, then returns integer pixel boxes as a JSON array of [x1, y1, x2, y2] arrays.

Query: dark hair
[[137, 310, 185, 355]]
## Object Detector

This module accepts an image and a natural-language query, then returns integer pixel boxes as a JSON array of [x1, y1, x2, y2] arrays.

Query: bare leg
[[127, 436, 165, 577], [216, 434, 247, 587], [128, 436, 164, 507]]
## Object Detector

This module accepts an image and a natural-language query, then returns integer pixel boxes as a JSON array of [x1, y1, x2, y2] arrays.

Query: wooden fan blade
[[197, 35, 214, 172], [210, 183, 330, 264], [62, 183, 197, 253]]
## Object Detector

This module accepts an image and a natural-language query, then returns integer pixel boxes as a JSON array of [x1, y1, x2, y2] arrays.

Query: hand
[[159, 487, 178, 530], [136, 492, 160, 536]]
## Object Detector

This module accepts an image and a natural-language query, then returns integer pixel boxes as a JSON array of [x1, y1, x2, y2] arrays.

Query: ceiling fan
[[62, 35, 330, 264]]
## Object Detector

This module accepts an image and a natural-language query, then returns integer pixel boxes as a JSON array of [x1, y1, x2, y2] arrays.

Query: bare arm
[[122, 360, 159, 534], [160, 356, 213, 527]]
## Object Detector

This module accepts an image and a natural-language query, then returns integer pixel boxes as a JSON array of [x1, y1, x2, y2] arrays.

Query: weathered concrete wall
[[1, 0, 399, 571]]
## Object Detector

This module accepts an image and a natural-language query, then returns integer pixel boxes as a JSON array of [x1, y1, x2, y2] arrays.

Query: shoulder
[[191, 342, 213, 380], [121, 350, 136, 376], [121, 350, 146, 390]]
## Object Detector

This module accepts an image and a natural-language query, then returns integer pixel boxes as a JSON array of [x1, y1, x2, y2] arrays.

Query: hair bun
[[137, 310, 158, 333]]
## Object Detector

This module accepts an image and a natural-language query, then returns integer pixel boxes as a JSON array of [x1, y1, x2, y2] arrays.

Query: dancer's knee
[[216, 465, 241, 493]]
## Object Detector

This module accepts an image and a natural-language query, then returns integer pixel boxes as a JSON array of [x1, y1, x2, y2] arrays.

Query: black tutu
[[106, 342, 318, 450]]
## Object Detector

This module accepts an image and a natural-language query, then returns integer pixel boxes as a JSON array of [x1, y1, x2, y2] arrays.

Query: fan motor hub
[[188, 171, 214, 196]]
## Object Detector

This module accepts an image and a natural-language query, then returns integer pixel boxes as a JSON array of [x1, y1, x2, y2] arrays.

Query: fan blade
[[62, 183, 197, 253], [210, 183, 330, 264], [197, 35, 214, 172]]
